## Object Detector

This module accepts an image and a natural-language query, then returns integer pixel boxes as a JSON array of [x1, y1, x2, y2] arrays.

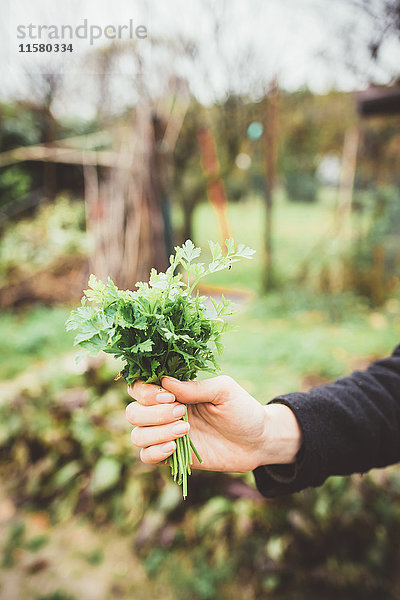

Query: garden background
[[0, 1, 400, 599]]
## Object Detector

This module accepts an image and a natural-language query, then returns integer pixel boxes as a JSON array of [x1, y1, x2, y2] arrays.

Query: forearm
[[254, 344, 400, 497]]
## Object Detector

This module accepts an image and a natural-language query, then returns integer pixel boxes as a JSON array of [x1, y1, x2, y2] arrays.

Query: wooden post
[[43, 109, 57, 201], [263, 80, 280, 291], [197, 127, 231, 247], [83, 160, 100, 277], [337, 126, 360, 239]]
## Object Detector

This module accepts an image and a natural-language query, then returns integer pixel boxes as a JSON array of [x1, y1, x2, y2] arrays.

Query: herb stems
[[166, 410, 202, 499]]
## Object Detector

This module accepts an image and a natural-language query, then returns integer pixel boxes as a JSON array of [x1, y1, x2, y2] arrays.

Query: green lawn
[[193, 192, 337, 291], [0, 305, 74, 381], [1, 290, 398, 404], [1, 194, 398, 402], [191, 194, 399, 399], [220, 292, 399, 400]]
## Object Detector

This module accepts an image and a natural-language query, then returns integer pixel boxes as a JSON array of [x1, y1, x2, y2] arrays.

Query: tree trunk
[[87, 104, 169, 290], [182, 200, 196, 243]]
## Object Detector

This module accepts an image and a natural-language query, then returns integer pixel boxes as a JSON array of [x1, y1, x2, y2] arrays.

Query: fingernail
[[172, 422, 190, 435], [173, 404, 186, 418], [156, 392, 175, 403], [163, 376, 179, 383], [162, 441, 175, 453]]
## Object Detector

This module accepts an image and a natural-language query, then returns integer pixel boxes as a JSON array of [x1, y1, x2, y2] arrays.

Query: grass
[[220, 291, 399, 400], [1, 289, 398, 402], [193, 191, 337, 292], [0, 305, 74, 381], [195, 194, 400, 402], [0, 514, 166, 600], [0, 193, 399, 399], [191, 193, 399, 399]]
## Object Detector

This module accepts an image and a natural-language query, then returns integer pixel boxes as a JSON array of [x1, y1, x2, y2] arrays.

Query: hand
[[126, 375, 302, 473]]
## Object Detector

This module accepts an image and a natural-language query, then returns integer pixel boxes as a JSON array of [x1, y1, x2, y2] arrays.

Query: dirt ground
[[0, 497, 170, 600]]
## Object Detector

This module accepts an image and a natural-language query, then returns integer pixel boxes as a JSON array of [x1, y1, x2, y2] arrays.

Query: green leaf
[[52, 461, 81, 488], [160, 327, 175, 341], [181, 239, 201, 263], [73, 323, 102, 344], [151, 358, 160, 374], [209, 260, 228, 273], [137, 339, 153, 352], [129, 339, 153, 353], [236, 244, 256, 259], [66, 238, 255, 397], [208, 240, 222, 261], [214, 337, 224, 354], [91, 456, 122, 495], [225, 237, 235, 255], [84, 274, 106, 302], [190, 263, 206, 279]]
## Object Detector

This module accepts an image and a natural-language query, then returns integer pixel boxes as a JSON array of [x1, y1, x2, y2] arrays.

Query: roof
[[357, 86, 400, 117]]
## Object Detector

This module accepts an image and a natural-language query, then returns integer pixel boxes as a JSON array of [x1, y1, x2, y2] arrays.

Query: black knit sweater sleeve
[[253, 344, 400, 498]]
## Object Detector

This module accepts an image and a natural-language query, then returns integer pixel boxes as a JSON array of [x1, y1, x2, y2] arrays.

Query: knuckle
[[141, 387, 152, 406], [129, 380, 143, 399], [213, 375, 235, 403], [140, 383, 160, 406], [157, 406, 171, 424], [216, 375, 234, 393]]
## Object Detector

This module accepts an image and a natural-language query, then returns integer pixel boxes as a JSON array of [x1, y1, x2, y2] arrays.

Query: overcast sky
[[1, 0, 399, 117]]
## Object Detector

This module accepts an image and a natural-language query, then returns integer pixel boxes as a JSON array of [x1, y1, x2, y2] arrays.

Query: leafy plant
[[66, 238, 255, 497], [0, 195, 87, 286]]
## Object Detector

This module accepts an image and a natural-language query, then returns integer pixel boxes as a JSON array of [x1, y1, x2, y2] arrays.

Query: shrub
[[2, 365, 400, 599]]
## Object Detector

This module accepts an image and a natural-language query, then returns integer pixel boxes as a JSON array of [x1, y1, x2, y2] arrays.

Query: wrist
[[256, 402, 303, 468]]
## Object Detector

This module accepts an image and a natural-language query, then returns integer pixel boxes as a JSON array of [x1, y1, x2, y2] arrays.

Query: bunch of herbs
[[66, 238, 255, 497]]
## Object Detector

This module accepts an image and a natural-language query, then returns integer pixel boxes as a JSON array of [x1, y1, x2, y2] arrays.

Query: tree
[[85, 40, 191, 288]]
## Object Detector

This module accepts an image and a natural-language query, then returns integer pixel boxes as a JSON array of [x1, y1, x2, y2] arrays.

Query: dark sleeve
[[253, 344, 400, 497]]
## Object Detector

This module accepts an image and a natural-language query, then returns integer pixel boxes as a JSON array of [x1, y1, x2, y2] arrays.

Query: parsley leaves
[[66, 238, 255, 386]]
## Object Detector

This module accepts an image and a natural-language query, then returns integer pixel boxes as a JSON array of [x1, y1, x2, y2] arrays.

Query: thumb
[[161, 375, 231, 405]]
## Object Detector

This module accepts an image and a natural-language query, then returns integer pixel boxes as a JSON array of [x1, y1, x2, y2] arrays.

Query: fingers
[[128, 374, 237, 408], [140, 441, 176, 465], [131, 420, 190, 448], [126, 400, 186, 426], [161, 374, 236, 405], [128, 380, 176, 406]]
